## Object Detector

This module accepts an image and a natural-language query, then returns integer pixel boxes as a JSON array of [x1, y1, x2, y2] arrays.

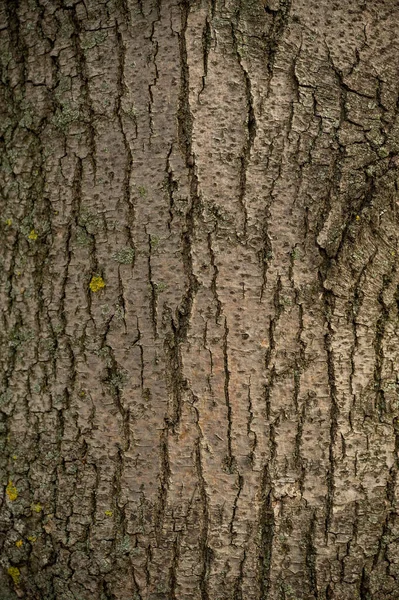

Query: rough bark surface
[[1, 0, 399, 599]]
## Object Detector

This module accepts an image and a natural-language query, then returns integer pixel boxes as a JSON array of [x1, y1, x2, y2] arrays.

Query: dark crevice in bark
[[223, 317, 236, 473], [5, 0, 27, 91], [163, 0, 200, 433], [258, 463, 274, 600], [199, 15, 213, 99], [148, 2, 160, 144], [359, 567, 371, 600], [305, 512, 319, 599], [247, 377, 257, 463], [115, 19, 136, 251], [323, 294, 339, 540], [102, 343, 130, 453], [70, 6, 97, 176], [374, 272, 394, 419], [194, 412, 210, 600], [154, 428, 171, 544], [207, 232, 222, 322], [231, 20, 257, 239], [229, 473, 243, 543], [264, 366, 275, 421], [263, 0, 292, 76], [136, 0, 144, 18], [165, 144, 178, 232], [147, 231, 158, 338], [164, 316, 187, 431], [117, 0, 131, 24], [234, 549, 246, 600], [294, 400, 306, 496], [168, 533, 181, 600], [259, 211, 273, 301], [177, 0, 194, 165]]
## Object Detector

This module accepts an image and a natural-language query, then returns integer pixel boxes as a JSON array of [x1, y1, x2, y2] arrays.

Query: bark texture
[[1, 0, 399, 598]]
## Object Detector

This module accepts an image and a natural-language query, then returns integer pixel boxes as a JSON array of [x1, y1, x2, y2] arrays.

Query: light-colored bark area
[[1, 0, 399, 598]]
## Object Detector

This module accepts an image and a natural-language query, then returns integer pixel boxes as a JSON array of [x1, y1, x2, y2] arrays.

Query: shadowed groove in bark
[[154, 428, 171, 544], [230, 19, 257, 238], [5, 0, 26, 88], [70, 5, 97, 175], [258, 464, 274, 600], [199, 14, 212, 98], [305, 511, 319, 599], [262, 0, 292, 75], [374, 271, 394, 418], [114, 18, 136, 248], [223, 317, 236, 473], [322, 286, 339, 540], [194, 418, 210, 600], [164, 0, 200, 432]]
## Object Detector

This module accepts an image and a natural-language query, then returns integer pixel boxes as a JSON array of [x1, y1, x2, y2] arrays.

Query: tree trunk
[[1, 0, 399, 598]]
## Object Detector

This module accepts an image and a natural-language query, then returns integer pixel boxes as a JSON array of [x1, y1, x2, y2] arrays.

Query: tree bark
[[1, 0, 399, 598]]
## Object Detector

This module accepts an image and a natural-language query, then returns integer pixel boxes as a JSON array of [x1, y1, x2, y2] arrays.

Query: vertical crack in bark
[[323, 290, 339, 540], [234, 549, 246, 600], [247, 376, 257, 464], [230, 21, 257, 239], [115, 18, 136, 246], [262, 0, 292, 76], [5, 0, 26, 89], [264, 276, 282, 420], [349, 263, 366, 415], [229, 473, 243, 544], [223, 317, 236, 473], [374, 272, 393, 419], [70, 6, 97, 176], [359, 567, 371, 600], [294, 399, 306, 497], [194, 405, 210, 600], [164, 314, 184, 431], [168, 533, 181, 600], [259, 212, 273, 301], [203, 320, 214, 394], [147, 231, 158, 338], [163, 0, 200, 433], [258, 463, 274, 599], [102, 341, 130, 453], [137, 317, 145, 390], [207, 232, 222, 322], [165, 144, 178, 232], [148, 1, 160, 144], [199, 15, 212, 99], [305, 511, 319, 599], [155, 427, 171, 544]]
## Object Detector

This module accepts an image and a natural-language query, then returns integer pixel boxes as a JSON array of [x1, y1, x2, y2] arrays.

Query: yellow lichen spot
[[32, 503, 42, 513], [12, 455, 17, 460], [28, 229, 38, 240], [104, 510, 113, 517], [6, 480, 18, 502], [27, 535, 36, 543], [355, 215, 360, 221], [15, 540, 23, 548], [7, 566, 20, 586], [5, 218, 12, 226], [89, 275, 105, 293]]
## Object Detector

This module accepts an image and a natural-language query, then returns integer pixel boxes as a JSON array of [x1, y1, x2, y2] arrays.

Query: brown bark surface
[[1, 0, 399, 598]]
